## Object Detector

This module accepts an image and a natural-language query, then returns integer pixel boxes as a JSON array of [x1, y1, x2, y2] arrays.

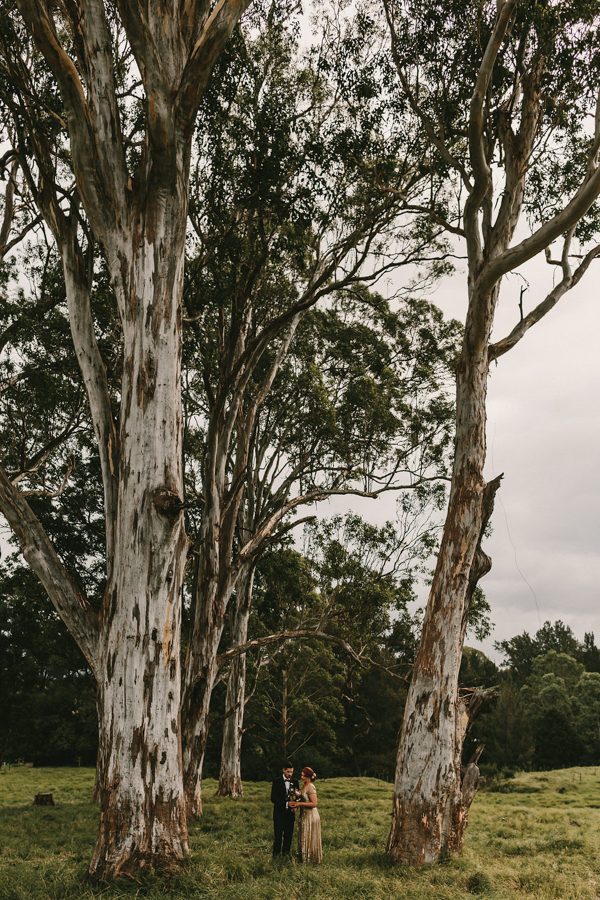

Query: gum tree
[[0, 0, 250, 879], [177, 5, 455, 815], [213, 296, 457, 797], [382, 0, 600, 864]]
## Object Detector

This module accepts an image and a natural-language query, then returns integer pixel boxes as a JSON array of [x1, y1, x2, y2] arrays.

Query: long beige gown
[[297, 783, 323, 863]]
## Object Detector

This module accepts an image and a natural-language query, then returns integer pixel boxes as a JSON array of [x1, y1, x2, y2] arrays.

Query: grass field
[[1, 766, 600, 899]]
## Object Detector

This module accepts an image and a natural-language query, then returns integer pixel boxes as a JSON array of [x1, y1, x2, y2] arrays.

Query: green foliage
[[496, 621, 587, 683], [573, 673, 600, 763], [473, 634, 600, 774], [0, 569, 96, 766], [460, 647, 499, 690], [220, 517, 423, 781], [245, 640, 347, 774], [469, 681, 534, 775], [532, 709, 583, 771], [466, 588, 493, 643]]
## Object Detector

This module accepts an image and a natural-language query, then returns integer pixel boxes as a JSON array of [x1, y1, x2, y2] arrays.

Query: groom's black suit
[[271, 774, 297, 856]]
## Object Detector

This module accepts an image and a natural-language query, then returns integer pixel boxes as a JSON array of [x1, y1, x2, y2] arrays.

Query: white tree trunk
[[4, 0, 250, 882], [387, 293, 494, 865], [89, 196, 190, 879], [217, 566, 255, 798], [181, 652, 220, 817], [181, 594, 224, 816], [181, 507, 227, 817]]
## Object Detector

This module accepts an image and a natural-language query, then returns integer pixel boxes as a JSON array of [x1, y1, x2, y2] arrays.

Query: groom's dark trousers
[[271, 777, 295, 856]]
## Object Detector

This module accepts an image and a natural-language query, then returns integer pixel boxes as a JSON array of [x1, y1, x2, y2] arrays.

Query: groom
[[270, 762, 297, 857]]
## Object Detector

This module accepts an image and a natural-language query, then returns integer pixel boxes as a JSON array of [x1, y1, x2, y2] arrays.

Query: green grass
[[1, 766, 600, 899]]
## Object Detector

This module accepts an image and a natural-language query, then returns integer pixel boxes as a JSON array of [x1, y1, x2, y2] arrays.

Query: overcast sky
[[477, 261, 599, 658], [326, 249, 600, 661]]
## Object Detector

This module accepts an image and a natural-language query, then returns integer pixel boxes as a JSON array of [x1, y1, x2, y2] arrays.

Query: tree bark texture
[[89, 182, 191, 879], [217, 565, 255, 798], [387, 284, 498, 865], [1, 0, 250, 880]]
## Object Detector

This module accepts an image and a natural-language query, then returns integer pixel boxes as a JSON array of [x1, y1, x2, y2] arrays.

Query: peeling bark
[[387, 316, 497, 864], [2, 0, 249, 880], [384, 0, 600, 865], [89, 178, 191, 878]]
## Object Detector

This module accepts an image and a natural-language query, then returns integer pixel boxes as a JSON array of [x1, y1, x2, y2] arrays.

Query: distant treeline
[[463, 622, 600, 775], [2, 545, 598, 778]]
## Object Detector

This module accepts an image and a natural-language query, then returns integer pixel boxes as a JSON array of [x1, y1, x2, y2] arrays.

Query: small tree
[[240, 515, 423, 776]]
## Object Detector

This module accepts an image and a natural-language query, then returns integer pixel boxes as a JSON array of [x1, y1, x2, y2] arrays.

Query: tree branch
[[15, 0, 127, 239], [0, 464, 99, 672], [489, 242, 600, 361], [217, 629, 363, 668], [464, 0, 517, 270], [60, 219, 119, 570], [177, 0, 252, 136], [479, 141, 600, 291]]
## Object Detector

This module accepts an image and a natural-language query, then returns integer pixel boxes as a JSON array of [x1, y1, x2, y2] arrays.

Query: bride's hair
[[301, 766, 317, 782]]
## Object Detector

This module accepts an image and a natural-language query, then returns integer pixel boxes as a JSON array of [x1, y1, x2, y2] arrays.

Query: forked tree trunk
[[89, 195, 190, 879], [217, 566, 255, 798], [387, 288, 498, 865]]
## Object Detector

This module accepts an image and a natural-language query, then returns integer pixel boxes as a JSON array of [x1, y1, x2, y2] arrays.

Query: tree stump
[[34, 793, 55, 806]]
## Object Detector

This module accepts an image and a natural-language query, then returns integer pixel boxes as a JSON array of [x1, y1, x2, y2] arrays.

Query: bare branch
[[489, 242, 600, 360], [469, 1, 516, 203], [19, 458, 74, 498], [0, 159, 18, 252], [464, 0, 517, 268], [217, 629, 363, 667], [479, 139, 600, 290], [10, 412, 82, 484], [217, 628, 410, 685]]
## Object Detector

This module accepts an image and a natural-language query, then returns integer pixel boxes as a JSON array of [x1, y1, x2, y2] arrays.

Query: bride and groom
[[270, 762, 322, 863]]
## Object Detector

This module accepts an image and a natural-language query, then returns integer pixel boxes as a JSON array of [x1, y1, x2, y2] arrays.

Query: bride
[[288, 766, 323, 863]]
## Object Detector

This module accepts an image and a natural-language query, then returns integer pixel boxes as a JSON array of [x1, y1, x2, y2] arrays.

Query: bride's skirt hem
[[298, 809, 323, 864]]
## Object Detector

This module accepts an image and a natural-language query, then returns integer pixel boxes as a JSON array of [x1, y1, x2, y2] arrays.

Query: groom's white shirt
[[283, 774, 291, 808]]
